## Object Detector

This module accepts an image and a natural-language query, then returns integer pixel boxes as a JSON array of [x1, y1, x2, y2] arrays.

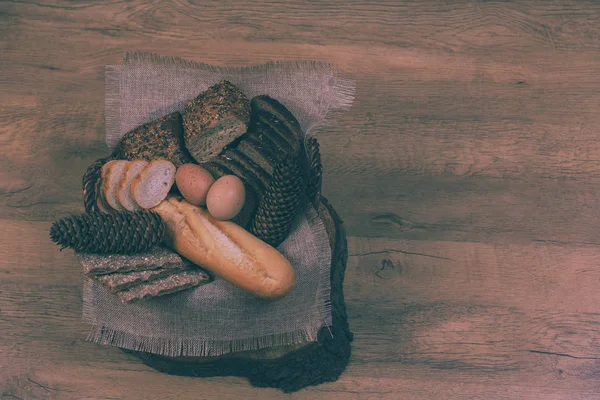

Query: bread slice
[[117, 160, 149, 211], [183, 80, 251, 164], [131, 160, 176, 209], [101, 160, 128, 211]]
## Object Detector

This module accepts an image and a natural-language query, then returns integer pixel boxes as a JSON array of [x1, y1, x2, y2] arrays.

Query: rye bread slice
[[131, 160, 176, 209], [250, 95, 304, 155], [101, 160, 128, 211], [96, 260, 204, 293], [111, 112, 194, 168], [117, 160, 149, 211], [182, 80, 251, 164], [117, 269, 212, 303], [78, 246, 187, 276]]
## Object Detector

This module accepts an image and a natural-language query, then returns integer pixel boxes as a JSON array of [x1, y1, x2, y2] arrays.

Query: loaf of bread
[[152, 196, 295, 299], [111, 112, 194, 167], [183, 80, 251, 164]]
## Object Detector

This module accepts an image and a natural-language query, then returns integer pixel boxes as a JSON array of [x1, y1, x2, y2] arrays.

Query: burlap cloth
[[82, 52, 355, 357]]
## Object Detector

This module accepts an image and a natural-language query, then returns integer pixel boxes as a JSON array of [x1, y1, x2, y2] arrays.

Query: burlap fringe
[[106, 51, 356, 149], [304, 199, 333, 328], [86, 324, 322, 357]]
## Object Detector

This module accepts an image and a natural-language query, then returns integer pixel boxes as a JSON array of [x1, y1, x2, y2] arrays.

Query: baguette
[[152, 196, 295, 299]]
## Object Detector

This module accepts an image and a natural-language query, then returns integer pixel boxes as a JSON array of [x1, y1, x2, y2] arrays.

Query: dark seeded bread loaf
[[112, 112, 194, 168], [183, 80, 251, 164]]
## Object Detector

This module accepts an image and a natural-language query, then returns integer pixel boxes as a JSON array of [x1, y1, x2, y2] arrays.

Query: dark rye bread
[[250, 95, 304, 156], [183, 80, 251, 164], [111, 112, 194, 168], [117, 269, 212, 303], [199, 95, 309, 229]]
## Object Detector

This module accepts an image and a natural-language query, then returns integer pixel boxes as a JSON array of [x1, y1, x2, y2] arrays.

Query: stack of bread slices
[[97, 159, 176, 213]]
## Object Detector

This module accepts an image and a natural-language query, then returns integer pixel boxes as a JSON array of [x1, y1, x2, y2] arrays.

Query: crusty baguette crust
[[152, 196, 295, 299], [131, 160, 176, 209]]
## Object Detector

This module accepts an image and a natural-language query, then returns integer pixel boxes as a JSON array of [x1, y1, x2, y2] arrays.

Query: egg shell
[[175, 164, 215, 206], [206, 175, 246, 220]]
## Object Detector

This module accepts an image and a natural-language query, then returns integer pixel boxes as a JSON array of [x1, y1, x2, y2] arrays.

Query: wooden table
[[2, 1, 600, 399]]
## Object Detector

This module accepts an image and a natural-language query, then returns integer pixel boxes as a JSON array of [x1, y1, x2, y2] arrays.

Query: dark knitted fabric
[[82, 156, 113, 213], [126, 196, 353, 392]]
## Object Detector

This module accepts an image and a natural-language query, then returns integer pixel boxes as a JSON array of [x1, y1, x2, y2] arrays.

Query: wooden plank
[[5, 221, 600, 311], [2, 221, 600, 397], [3, 363, 599, 400], [324, 174, 600, 243], [345, 236, 600, 313]]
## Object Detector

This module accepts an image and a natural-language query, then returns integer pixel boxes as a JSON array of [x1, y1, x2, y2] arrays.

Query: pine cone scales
[[250, 157, 305, 247], [50, 211, 165, 254]]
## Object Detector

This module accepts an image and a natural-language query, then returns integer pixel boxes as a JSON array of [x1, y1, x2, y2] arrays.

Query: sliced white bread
[[131, 159, 176, 209], [101, 160, 128, 211], [117, 160, 149, 211]]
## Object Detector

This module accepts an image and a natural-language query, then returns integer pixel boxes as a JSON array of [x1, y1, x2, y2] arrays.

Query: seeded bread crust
[[112, 112, 194, 168], [183, 80, 251, 164]]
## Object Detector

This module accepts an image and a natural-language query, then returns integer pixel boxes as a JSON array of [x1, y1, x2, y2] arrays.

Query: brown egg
[[206, 175, 246, 220], [175, 164, 215, 206]]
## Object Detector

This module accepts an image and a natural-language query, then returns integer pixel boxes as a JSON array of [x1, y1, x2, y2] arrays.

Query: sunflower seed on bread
[[117, 269, 212, 303], [183, 80, 251, 164], [78, 246, 187, 276], [111, 112, 194, 168]]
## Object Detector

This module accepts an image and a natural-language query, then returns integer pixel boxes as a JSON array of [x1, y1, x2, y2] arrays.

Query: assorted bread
[[59, 80, 314, 301], [153, 196, 295, 299]]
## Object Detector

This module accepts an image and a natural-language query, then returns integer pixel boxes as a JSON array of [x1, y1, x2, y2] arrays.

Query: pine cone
[[50, 211, 165, 254], [305, 136, 323, 206], [250, 157, 305, 247], [82, 156, 113, 213]]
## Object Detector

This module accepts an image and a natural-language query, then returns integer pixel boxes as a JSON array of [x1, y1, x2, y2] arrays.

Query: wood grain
[[2, 0, 600, 398]]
